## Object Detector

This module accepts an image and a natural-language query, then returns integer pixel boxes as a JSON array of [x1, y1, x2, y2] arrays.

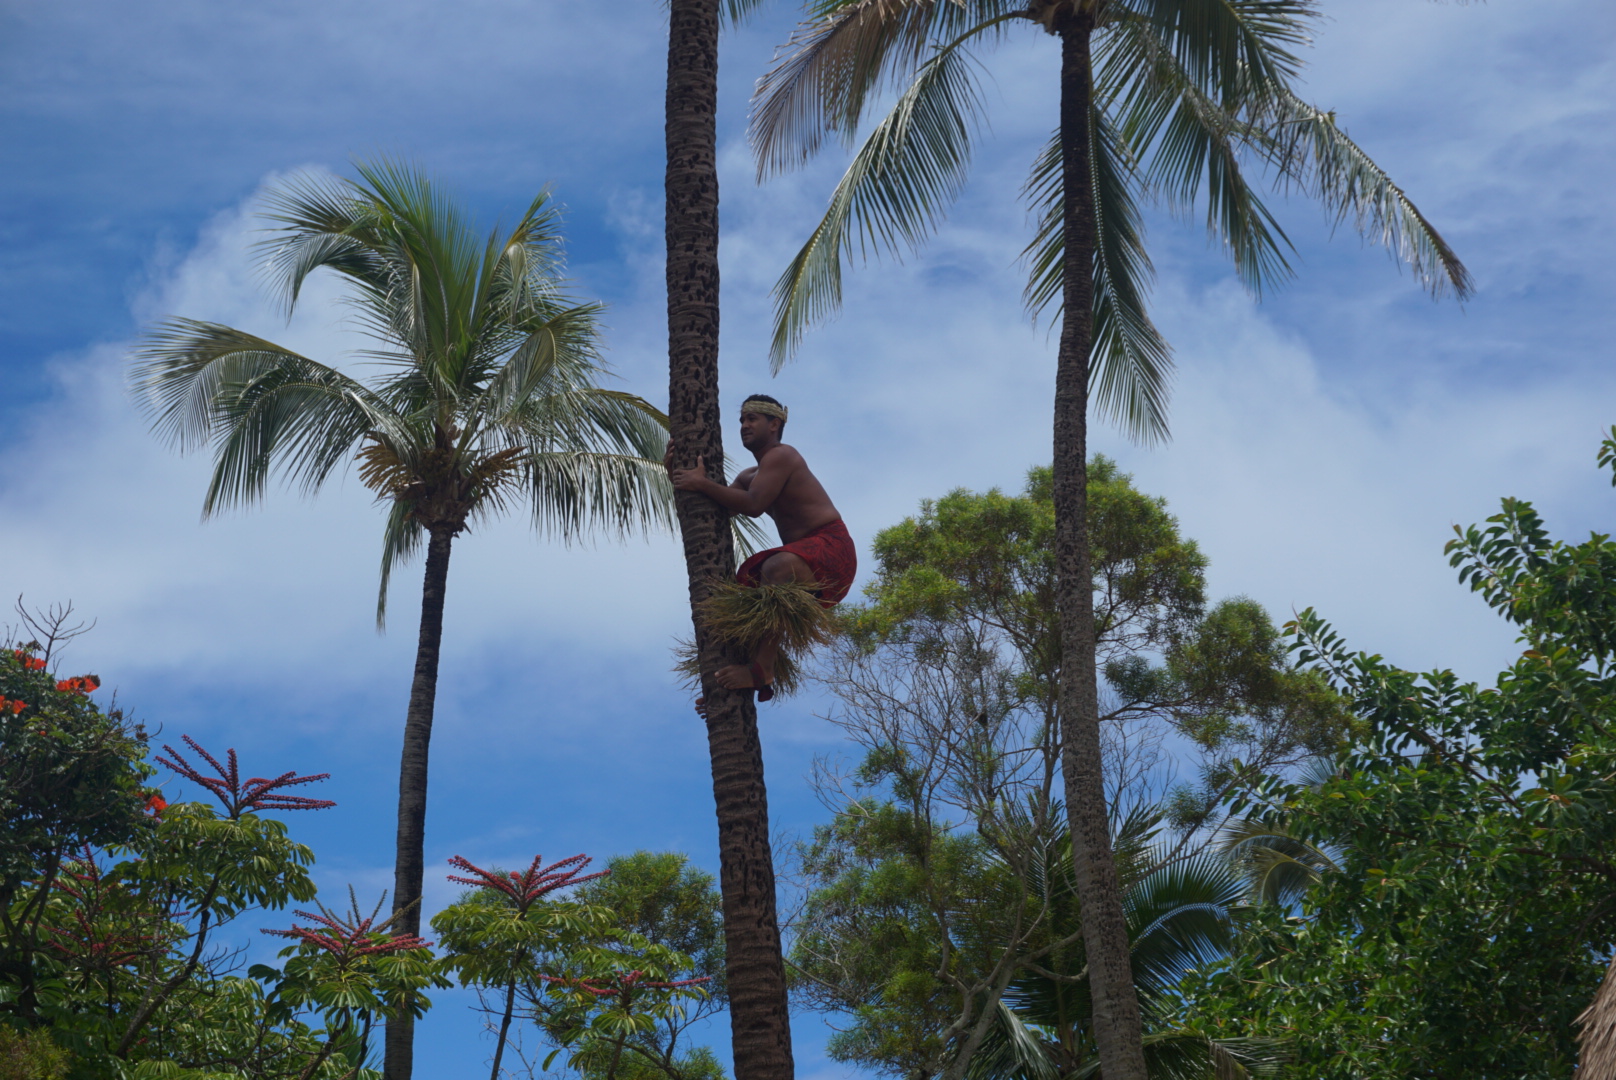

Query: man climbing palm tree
[[669, 394, 855, 702]]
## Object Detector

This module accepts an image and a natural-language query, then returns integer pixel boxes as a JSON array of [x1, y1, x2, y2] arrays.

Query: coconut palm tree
[[967, 813, 1285, 1080], [662, 2, 798, 1078], [131, 161, 675, 1080], [749, 4, 1471, 1077]]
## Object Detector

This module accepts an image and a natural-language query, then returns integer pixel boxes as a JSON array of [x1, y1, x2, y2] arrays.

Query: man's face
[[739, 410, 779, 449]]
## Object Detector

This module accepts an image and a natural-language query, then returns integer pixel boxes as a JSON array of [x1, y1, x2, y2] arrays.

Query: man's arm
[[669, 449, 796, 517]]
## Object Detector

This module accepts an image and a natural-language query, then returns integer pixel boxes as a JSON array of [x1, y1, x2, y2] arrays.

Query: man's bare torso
[[734, 443, 840, 544]]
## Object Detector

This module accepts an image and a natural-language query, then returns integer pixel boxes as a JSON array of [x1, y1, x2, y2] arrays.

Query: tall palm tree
[[748, 4, 1472, 1077], [663, 3, 797, 1078], [131, 161, 675, 1080]]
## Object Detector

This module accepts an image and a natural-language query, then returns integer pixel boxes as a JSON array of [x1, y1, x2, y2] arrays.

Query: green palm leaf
[[765, 32, 989, 367], [1022, 112, 1174, 443]]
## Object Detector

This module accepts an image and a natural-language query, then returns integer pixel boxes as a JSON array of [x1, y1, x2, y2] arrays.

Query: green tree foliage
[[790, 465, 1346, 1077], [838, 461, 1351, 810], [1180, 433, 1616, 1078], [434, 851, 726, 1080], [0, 1026, 70, 1080], [0, 636, 447, 1079], [0, 645, 151, 1023]]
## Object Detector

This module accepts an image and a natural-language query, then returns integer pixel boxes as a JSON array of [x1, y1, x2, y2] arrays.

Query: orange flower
[[23, 657, 45, 672], [8, 701, 25, 715], [144, 794, 168, 817]]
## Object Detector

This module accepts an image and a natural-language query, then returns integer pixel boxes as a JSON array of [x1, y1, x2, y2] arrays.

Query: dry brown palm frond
[[356, 437, 411, 497], [674, 579, 834, 700], [465, 445, 528, 511], [1578, 955, 1616, 1080], [698, 579, 836, 656]]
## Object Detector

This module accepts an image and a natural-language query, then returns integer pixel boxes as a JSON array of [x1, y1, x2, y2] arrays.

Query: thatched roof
[[1578, 955, 1616, 1080]]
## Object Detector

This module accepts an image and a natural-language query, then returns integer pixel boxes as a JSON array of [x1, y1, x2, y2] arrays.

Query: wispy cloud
[[1, 1, 1611, 1073]]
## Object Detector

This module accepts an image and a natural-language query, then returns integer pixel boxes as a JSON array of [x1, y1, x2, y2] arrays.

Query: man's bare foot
[[694, 663, 777, 710], [714, 663, 771, 691]]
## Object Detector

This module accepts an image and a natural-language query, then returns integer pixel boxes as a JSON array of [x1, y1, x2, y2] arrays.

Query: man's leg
[[713, 551, 816, 691]]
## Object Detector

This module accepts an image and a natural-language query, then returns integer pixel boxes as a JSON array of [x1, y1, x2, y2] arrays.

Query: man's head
[[739, 394, 787, 450]]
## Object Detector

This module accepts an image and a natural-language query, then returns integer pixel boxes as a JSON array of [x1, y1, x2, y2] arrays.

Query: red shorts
[[737, 518, 858, 608]]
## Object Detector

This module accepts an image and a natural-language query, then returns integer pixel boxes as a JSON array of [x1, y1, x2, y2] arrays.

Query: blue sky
[[2, 1, 1613, 1075]]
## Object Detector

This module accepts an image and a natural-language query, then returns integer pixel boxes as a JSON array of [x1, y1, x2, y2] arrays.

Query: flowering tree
[[0, 642, 376, 1079], [254, 895, 446, 1079], [433, 854, 610, 1080], [433, 851, 722, 1080], [0, 643, 151, 1026], [536, 964, 714, 1080]]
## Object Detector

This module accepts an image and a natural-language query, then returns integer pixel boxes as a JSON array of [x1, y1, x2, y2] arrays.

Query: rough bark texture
[[665, 3, 795, 1078], [1051, 16, 1150, 1080], [383, 525, 454, 1080], [1580, 954, 1616, 1080]]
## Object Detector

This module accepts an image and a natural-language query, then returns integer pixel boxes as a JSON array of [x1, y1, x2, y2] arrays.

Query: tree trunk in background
[[383, 526, 454, 1080], [664, 3, 795, 1079], [1050, 14, 1149, 1080]]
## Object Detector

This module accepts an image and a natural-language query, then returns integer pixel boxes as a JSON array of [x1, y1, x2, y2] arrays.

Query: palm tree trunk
[[664, 3, 795, 1079], [1051, 14, 1149, 1080], [384, 525, 455, 1080]]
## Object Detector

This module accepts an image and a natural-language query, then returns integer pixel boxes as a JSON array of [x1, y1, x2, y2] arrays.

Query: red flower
[[538, 969, 710, 999], [56, 675, 100, 694], [155, 735, 336, 817], [446, 853, 609, 914], [264, 905, 432, 958], [144, 794, 168, 817]]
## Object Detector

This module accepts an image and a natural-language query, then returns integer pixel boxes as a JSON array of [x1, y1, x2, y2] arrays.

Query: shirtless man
[[668, 394, 856, 701]]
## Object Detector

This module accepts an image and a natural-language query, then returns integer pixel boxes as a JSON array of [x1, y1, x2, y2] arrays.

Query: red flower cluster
[[264, 907, 432, 958], [144, 793, 168, 817], [55, 675, 100, 694], [155, 735, 336, 817], [538, 969, 711, 999], [48, 851, 167, 969], [446, 853, 608, 913], [0, 697, 26, 715], [12, 650, 46, 671]]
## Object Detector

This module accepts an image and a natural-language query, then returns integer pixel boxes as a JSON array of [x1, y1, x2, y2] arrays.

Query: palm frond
[[1022, 112, 1174, 444], [964, 998, 1062, 1080], [1102, 9, 1296, 295], [376, 497, 425, 629], [130, 319, 396, 514], [1124, 0, 1316, 108], [751, 0, 947, 178], [256, 171, 394, 313], [525, 451, 679, 543], [1266, 89, 1473, 299], [1217, 816, 1339, 905], [767, 34, 989, 367], [722, 0, 773, 24], [1124, 855, 1244, 1006]]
